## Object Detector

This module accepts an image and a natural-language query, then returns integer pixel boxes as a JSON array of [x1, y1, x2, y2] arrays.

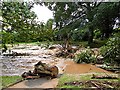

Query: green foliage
[[45, 2, 119, 44], [74, 49, 96, 63], [2, 2, 37, 43], [1, 31, 14, 44], [100, 32, 120, 65], [1, 2, 119, 45], [2, 2, 36, 32], [2, 2, 55, 43], [89, 39, 107, 48], [71, 28, 89, 41], [35, 20, 54, 42], [94, 2, 120, 38], [94, 29, 101, 39]]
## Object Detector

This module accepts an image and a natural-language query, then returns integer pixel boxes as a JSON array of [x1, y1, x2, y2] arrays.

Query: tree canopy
[[1, 1, 120, 44], [44, 2, 120, 44], [2, 2, 36, 43]]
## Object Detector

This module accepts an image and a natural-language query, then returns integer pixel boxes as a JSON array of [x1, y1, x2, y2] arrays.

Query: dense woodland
[[1, 1, 120, 65]]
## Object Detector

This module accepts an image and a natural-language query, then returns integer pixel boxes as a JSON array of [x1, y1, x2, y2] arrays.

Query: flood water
[[0, 45, 66, 76]]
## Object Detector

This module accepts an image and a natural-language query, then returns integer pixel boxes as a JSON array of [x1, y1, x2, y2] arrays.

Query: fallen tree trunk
[[92, 74, 118, 79], [22, 61, 59, 79]]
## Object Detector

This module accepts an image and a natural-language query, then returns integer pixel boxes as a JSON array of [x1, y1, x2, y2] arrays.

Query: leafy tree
[[44, 2, 120, 45], [1, 2, 36, 43], [34, 19, 54, 42], [43, 2, 103, 49], [43, 19, 54, 41], [94, 2, 120, 39]]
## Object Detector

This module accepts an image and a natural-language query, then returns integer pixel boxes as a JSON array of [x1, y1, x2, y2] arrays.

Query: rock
[[29, 46, 39, 50], [49, 45, 63, 50], [13, 46, 26, 49], [97, 55, 104, 60], [49, 46, 57, 49]]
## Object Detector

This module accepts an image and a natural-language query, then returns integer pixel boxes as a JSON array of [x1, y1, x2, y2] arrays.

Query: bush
[[100, 32, 120, 65], [89, 39, 107, 48], [74, 49, 96, 64], [94, 29, 101, 39]]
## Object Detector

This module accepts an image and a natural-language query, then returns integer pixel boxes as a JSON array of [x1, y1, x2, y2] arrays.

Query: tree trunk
[[88, 25, 94, 45]]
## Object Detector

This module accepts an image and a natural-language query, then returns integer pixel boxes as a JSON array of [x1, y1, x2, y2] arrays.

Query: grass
[[58, 74, 119, 88], [58, 74, 91, 88], [0, 40, 88, 48], [60, 85, 80, 89], [1, 39, 106, 50], [118, 78, 120, 82], [0, 41, 54, 49], [0, 76, 22, 89]]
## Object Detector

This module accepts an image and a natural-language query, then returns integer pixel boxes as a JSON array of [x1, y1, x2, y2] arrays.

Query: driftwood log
[[22, 61, 59, 79], [92, 74, 118, 79]]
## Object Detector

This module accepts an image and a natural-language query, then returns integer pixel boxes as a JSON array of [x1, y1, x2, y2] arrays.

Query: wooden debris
[[92, 74, 118, 79], [98, 82, 114, 88], [22, 61, 59, 79], [91, 81, 100, 88], [64, 80, 119, 88]]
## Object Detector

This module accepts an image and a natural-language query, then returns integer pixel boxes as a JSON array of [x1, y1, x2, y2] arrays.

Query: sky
[[31, 4, 53, 23]]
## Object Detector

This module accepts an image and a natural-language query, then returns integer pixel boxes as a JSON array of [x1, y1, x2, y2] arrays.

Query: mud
[[64, 60, 112, 74]]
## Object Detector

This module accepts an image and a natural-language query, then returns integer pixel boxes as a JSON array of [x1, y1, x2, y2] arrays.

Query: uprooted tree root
[[56, 50, 75, 58], [55, 47, 78, 58], [64, 80, 120, 89]]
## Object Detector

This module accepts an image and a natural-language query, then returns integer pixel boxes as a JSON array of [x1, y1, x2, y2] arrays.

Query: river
[[0, 45, 66, 76]]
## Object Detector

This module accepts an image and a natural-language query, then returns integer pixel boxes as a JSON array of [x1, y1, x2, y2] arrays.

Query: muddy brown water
[[64, 60, 112, 74]]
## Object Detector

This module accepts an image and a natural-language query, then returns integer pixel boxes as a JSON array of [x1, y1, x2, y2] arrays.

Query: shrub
[[100, 32, 120, 65], [74, 49, 96, 64], [94, 29, 101, 39]]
